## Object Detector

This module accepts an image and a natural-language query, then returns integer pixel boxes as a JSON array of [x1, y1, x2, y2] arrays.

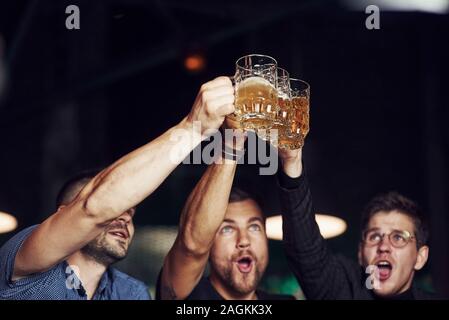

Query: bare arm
[[13, 77, 235, 280], [160, 130, 245, 300]]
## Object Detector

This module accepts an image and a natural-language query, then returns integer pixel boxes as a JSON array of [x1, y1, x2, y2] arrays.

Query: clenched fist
[[187, 76, 235, 137]]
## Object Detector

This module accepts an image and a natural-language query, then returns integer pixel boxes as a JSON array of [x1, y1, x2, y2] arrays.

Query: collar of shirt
[[63, 261, 110, 299]]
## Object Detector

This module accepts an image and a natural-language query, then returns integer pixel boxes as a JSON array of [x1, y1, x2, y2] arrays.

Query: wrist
[[281, 156, 302, 178], [221, 127, 246, 151], [221, 144, 245, 162], [178, 117, 204, 144]]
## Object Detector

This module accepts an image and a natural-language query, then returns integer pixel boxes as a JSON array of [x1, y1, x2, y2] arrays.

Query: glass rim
[[290, 77, 310, 88], [277, 67, 290, 77], [235, 54, 278, 72], [277, 67, 291, 96]]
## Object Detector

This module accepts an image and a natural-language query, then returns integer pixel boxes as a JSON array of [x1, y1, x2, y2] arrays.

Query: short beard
[[81, 234, 127, 266], [213, 261, 262, 296]]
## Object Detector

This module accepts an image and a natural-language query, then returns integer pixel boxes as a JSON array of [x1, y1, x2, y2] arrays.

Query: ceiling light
[[0, 211, 18, 234], [266, 213, 347, 240]]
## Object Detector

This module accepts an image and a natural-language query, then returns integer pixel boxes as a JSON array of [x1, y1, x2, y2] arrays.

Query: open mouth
[[236, 256, 253, 273], [108, 229, 128, 240], [376, 260, 393, 281]]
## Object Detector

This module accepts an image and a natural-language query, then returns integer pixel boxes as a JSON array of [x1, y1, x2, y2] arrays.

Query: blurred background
[[0, 0, 448, 299]]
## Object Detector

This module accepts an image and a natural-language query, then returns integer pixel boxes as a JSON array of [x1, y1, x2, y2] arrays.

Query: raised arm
[[278, 148, 349, 299], [159, 130, 245, 300], [13, 77, 235, 280]]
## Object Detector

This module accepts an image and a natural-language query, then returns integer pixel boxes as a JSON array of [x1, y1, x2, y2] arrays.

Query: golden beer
[[263, 96, 290, 140], [291, 96, 310, 139], [235, 77, 278, 130], [277, 129, 305, 150], [263, 85, 309, 149], [260, 96, 301, 149], [277, 95, 291, 123]]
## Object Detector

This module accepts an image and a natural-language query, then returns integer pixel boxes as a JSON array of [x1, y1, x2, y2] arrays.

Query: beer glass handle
[[224, 75, 242, 129], [228, 74, 237, 116]]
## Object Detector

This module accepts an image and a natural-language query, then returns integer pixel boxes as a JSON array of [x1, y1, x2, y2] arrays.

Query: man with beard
[[0, 76, 235, 299], [3, 170, 147, 300], [277, 148, 435, 299], [157, 131, 294, 300]]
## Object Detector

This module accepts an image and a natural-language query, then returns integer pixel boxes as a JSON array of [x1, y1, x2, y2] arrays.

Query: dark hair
[[55, 169, 101, 208], [228, 187, 265, 222], [360, 191, 429, 248], [229, 187, 253, 204]]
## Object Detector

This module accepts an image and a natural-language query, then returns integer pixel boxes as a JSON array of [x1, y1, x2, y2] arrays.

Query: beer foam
[[239, 76, 274, 88]]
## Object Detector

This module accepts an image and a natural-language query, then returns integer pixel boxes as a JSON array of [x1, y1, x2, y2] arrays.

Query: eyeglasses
[[362, 230, 415, 248]]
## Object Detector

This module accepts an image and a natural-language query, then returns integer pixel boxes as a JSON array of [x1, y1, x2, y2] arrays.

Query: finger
[[216, 103, 235, 117], [202, 85, 234, 100], [201, 76, 232, 91], [208, 94, 235, 108]]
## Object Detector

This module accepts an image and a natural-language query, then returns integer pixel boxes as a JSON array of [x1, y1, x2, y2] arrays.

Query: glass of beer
[[264, 76, 310, 149], [258, 67, 291, 144], [289, 78, 310, 144], [232, 54, 278, 131]]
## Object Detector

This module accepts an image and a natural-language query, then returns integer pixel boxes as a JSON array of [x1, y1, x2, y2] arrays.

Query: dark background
[[0, 0, 448, 298]]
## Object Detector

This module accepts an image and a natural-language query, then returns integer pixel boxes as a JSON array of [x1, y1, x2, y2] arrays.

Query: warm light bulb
[[184, 54, 206, 72], [0, 211, 18, 234], [266, 213, 347, 240]]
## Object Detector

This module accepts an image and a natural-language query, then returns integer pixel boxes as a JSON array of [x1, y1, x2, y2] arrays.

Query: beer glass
[[289, 78, 310, 144], [258, 67, 291, 144], [232, 54, 278, 131], [265, 76, 310, 150]]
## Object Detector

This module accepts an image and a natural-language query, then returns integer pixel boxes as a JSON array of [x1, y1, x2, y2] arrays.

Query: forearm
[[84, 75, 234, 221], [280, 170, 322, 265], [83, 117, 202, 222], [179, 157, 237, 255], [160, 155, 238, 300], [279, 150, 331, 287], [279, 152, 322, 270], [279, 169, 342, 299]]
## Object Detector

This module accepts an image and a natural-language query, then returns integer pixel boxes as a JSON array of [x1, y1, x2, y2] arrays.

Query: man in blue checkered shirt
[[0, 170, 150, 300], [0, 76, 236, 300]]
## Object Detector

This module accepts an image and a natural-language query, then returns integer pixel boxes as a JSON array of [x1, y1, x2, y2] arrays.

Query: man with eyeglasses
[[277, 148, 436, 299], [356, 193, 431, 298]]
